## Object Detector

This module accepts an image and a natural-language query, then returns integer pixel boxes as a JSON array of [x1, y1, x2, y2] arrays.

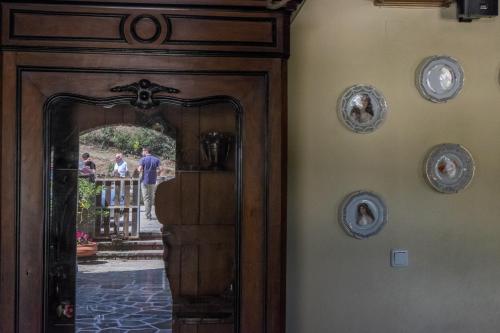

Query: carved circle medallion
[[130, 15, 162, 43]]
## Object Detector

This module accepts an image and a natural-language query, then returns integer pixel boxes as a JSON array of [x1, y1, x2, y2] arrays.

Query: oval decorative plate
[[339, 191, 388, 239], [425, 143, 475, 194], [338, 85, 388, 134], [416, 56, 464, 103]]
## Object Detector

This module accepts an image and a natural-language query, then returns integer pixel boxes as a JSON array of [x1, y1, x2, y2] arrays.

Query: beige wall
[[287, 1, 500, 332]]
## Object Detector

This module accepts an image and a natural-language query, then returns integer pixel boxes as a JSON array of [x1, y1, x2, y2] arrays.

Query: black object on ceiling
[[457, 0, 498, 22]]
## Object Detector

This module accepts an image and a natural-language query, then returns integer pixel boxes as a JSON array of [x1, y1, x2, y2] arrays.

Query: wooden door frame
[[0, 1, 301, 331], [0, 52, 287, 333]]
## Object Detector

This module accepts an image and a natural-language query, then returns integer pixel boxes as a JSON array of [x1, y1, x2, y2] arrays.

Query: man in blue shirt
[[138, 147, 160, 220]]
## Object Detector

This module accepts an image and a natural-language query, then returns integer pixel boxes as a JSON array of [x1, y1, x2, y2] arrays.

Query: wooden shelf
[[374, 0, 452, 6], [176, 169, 234, 173]]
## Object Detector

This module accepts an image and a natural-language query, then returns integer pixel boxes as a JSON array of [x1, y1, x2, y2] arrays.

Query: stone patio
[[77, 259, 172, 333], [139, 205, 162, 234]]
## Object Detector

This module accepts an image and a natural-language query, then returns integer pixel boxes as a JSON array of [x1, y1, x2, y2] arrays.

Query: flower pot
[[76, 242, 97, 257]]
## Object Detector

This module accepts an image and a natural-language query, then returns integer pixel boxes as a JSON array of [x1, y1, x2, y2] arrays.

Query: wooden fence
[[93, 178, 141, 240]]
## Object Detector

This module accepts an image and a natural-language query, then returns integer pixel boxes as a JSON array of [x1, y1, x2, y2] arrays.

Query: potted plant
[[76, 230, 97, 257], [77, 178, 101, 229], [77, 178, 110, 233]]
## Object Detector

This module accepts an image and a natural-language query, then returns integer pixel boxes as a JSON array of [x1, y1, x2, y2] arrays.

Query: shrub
[[80, 125, 175, 159], [77, 178, 108, 227]]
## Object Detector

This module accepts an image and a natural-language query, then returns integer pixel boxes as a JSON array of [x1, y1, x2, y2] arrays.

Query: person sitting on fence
[[79, 152, 96, 182], [113, 153, 129, 178], [138, 147, 160, 220]]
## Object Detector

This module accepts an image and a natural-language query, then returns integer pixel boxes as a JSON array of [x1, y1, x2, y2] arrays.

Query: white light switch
[[391, 249, 408, 267]]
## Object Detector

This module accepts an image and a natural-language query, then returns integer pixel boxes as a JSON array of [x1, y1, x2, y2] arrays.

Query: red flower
[[56, 302, 74, 319], [76, 230, 92, 245], [63, 304, 74, 318]]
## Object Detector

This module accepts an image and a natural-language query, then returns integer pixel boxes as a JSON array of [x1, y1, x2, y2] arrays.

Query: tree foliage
[[80, 126, 175, 159]]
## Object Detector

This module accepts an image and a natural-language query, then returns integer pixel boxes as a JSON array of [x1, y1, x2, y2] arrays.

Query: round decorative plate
[[425, 143, 475, 194], [416, 56, 464, 103], [339, 191, 388, 239], [338, 85, 388, 134]]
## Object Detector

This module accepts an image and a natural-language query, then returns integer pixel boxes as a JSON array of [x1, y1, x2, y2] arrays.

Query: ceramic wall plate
[[425, 143, 475, 194], [339, 191, 388, 239], [338, 85, 388, 134], [416, 56, 464, 103]]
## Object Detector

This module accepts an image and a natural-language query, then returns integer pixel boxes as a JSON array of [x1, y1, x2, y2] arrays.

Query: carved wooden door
[[42, 87, 242, 332], [155, 102, 238, 333], [0, 1, 298, 332], [1, 67, 281, 333]]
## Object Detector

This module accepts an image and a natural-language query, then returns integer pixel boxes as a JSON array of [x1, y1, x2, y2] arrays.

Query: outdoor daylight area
[[76, 125, 175, 333]]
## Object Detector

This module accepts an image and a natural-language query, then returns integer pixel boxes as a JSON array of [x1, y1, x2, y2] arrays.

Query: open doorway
[[45, 93, 239, 333], [76, 125, 175, 332]]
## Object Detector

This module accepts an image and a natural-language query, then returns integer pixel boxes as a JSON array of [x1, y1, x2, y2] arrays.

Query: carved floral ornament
[[110, 79, 180, 109]]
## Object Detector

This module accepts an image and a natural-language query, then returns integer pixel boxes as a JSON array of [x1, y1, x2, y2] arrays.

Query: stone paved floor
[[77, 259, 172, 333], [109, 205, 162, 236], [139, 205, 162, 234]]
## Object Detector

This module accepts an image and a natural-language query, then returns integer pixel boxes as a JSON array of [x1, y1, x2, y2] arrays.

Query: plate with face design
[[425, 143, 475, 193], [339, 191, 388, 239], [416, 56, 464, 103], [338, 85, 388, 134]]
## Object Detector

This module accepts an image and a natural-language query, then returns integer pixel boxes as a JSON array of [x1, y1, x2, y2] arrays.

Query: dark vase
[[200, 132, 233, 170]]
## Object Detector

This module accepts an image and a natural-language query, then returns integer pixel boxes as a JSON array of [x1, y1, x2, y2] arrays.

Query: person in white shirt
[[113, 153, 128, 178]]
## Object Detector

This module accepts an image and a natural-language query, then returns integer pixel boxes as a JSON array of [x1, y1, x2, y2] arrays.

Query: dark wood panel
[[2, 3, 288, 56], [374, 0, 451, 6], [168, 246, 182, 299], [181, 173, 200, 225], [11, 10, 126, 42], [198, 324, 233, 333], [200, 173, 235, 225], [158, 172, 235, 226], [198, 243, 234, 294], [174, 322, 233, 333], [239, 70, 266, 333], [168, 15, 275, 45], [180, 245, 200, 296], [267, 60, 287, 333], [32, 0, 269, 5], [0, 51, 17, 333], [0, 49, 288, 333], [18, 74, 45, 333], [166, 224, 235, 312], [177, 323, 198, 333], [156, 177, 181, 227], [165, 225, 235, 245], [179, 107, 200, 170], [154, 95, 238, 330], [23, 0, 306, 9], [199, 104, 235, 133]]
